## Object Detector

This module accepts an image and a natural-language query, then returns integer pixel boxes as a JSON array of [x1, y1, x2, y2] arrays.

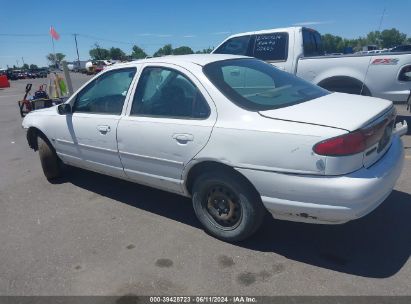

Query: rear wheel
[[319, 77, 371, 96], [38, 136, 63, 180], [192, 171, 265, 242]]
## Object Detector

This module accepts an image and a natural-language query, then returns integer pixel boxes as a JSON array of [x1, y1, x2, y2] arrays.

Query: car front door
[[54, 67, 137, 177], [117, 64, 216, 194]]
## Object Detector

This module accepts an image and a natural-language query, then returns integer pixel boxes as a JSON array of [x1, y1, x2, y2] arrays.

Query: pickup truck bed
[[212, 26, 411, 102]]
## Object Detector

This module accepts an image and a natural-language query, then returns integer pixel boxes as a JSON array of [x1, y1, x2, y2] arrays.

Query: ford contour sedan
[[22, 54, 408, 241]]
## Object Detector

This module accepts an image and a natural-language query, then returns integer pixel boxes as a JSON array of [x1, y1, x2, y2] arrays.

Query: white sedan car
[[22, 54, 407, 241]]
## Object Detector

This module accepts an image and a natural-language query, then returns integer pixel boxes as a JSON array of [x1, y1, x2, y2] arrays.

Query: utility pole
[[73, 33, 81, 70], [21, 57, 25, 66], [51, 34, 57, 69]]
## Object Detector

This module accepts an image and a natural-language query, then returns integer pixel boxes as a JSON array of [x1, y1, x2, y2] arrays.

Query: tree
[[195, 47, 214, 54], [366, 31, 381, 46], [89, 43, 110, 60], [322, 34, 341, 53], [131, 45, 147, 59], [380, 28, 407, 48], [320, 28, 409, 53], [321, 34, 354, 53], [29, 64, 38, 70], [46, 53, 66, 67], [173, 46, 194, 55], [153, 44, 173, 57], [22, 63, 29, 70], [109, 47, 126, 60]]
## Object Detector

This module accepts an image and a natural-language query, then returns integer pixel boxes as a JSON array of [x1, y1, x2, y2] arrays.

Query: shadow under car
[[55, 166, 411, 279]]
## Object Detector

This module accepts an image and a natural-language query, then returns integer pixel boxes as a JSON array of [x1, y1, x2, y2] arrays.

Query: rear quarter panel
[[297, 56, 370, 85], [194, 109, 346, 175]]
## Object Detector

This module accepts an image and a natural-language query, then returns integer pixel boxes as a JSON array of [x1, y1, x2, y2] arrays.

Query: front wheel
[[38, 136, 63, 180], [192, 171, 265, 242]]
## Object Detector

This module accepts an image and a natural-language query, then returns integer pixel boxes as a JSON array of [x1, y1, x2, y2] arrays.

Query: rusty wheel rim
[[205, 185, 242, 229]]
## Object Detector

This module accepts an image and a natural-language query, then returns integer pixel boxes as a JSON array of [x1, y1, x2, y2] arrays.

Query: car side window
[[214, 35, 252, 56], [73, 68, 136, 115], [252, 33, 288, 61], [130, 67, 210, 119]]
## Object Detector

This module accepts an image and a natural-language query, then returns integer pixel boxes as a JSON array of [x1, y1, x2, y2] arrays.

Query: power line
[[77, 33, 135, 45], [0, 33, 49, 37]]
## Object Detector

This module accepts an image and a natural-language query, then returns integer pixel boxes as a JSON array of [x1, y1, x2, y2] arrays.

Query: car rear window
[[203, 58, 329, 111]]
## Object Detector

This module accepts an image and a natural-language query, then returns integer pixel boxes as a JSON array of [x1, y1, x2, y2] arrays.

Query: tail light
[[313, 131, 366, 156], [313, 115, 395, 156]]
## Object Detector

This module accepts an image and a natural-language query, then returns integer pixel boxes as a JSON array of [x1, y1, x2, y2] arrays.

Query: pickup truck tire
[[38, 136, 62, 180], [192, 171, 265, 242], [318, 77, 371, 96]]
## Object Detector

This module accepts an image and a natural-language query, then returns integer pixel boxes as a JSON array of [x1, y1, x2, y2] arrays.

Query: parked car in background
[[5, 69, 18, 80], [37, 70, 48, 78], [212, 27, 411, 102], [16, 71, 26, 79], [27, 71, 38, 79], [390, 45, 411, 53], [72, 61, 88, 73], [22, 55, 407, 241]]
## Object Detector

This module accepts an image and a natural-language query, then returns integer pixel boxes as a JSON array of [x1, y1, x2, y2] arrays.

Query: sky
[[1, 0, 411, 68]]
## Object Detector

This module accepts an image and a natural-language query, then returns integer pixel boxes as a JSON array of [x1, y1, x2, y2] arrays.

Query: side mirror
[[58, 103, 72, 115]]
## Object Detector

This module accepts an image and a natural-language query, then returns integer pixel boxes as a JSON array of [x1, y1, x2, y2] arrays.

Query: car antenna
[[360, 6, 386, 95]]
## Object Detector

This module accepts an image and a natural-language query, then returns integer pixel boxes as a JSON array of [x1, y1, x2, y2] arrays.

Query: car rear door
[[54, 67, 137, 177], [117, 63, 217, 194]]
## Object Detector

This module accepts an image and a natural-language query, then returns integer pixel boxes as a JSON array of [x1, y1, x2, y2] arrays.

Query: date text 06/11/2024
[[149, 296, 258, 303]]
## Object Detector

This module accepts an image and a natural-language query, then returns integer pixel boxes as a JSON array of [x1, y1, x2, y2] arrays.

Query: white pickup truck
[[212, 27, 411, 102]]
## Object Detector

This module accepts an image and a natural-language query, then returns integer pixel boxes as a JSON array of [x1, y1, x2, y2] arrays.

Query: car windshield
[[203, 58, 329, 111]]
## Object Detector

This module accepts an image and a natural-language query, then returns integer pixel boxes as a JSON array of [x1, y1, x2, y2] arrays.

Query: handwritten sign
[[254, 33, 288, 60]]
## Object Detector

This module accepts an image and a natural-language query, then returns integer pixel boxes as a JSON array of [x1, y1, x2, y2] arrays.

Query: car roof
[[107, 54, 250, 69]]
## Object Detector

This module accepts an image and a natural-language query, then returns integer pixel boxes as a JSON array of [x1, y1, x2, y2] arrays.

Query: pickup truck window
[[204, 58, 329, 111], [252, 33, 288, 61], [303, 29, 324, 57], [214, 35, 252, 56]]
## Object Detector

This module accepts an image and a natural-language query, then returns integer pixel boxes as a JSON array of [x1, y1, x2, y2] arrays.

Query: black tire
[[192, 170, 265, 242], [319, 78, 371, 96], [38, 136, 62, 180]]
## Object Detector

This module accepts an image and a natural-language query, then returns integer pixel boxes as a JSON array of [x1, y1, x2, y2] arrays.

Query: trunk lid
[[259, 92, 396, 171], [259, 92, 393, 131]]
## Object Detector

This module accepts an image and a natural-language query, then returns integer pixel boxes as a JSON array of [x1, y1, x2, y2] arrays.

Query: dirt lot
[[0, 74, 410, 296]]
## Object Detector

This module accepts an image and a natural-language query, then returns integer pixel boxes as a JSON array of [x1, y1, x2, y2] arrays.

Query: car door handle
[[172, 133, 194, 144], [97, 125, 111, 134]]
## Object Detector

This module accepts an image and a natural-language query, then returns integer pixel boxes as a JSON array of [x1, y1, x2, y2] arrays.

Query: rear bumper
[[236, 134, 405, 224]]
